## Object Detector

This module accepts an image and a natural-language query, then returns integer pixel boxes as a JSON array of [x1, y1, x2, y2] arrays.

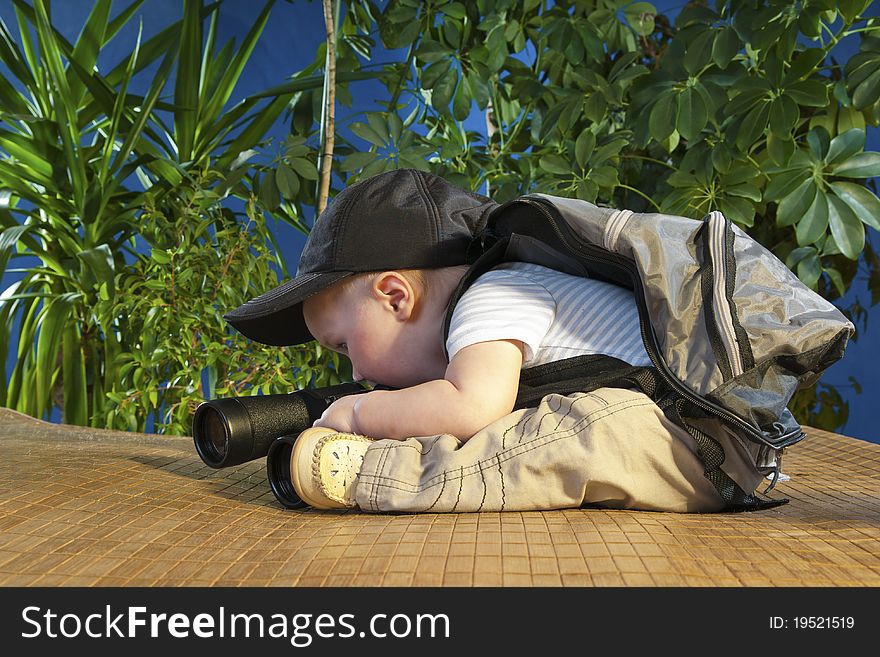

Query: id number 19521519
[[770, 617, 856, 630]]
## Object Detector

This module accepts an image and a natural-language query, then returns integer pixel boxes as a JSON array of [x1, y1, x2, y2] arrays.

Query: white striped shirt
[[446, 262, 651, 368]]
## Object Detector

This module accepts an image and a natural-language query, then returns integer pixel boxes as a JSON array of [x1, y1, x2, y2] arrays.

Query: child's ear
[[372, 271, 415, 320]]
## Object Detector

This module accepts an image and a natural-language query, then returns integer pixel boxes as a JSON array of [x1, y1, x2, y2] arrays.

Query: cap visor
[[223, 271, 352, 346]]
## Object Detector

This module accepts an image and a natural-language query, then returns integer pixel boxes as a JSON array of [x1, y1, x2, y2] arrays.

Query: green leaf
[[340, 152, 376, 172], [796, 188, 829, 246], [829, 181, 880, 232], [648, 91, 678, 142], [837, 106, 866, 134], [351, 121, 387, 147], [32, 0, 87, 215], [35, 293, 77, 418], [797, 252, 821, 289], [388, 112, 403, 143], [736, 101, 770, 151], [590, 165, 619, 188], [367, 112, 391, 142], [676, 86, 708, 141], [827, 194, 864, 260], [416, 38, 450, 63], [712, 27, 740, 68], [539, 154, 572, 176], [0, 224, 30, 275], [421, 59, 452, 90], [783, 48, 826, 84], [785, 246, 815, 269], [432, 69, 457, 112], [830, 152, 880, 178], [465, 70, 490, 108], [852, 66, 880, 110], [62, 323, 87, 425], [453, 77, 472, 121], [711, 142, 732, 174], [150, 249, 171, 265], [769, 94, 798, 135], [577, 178, 598, 201], [575, 130, 596, 169], [718, 196, 755, 227], [198, 0, 275, 150], [826, 128, 866, 165], [683, 28, 714, 75], [582, 93, 606, 124], [765, 169, 810, 201], [275, 165, 299, 200], [258, 171, 280, 212], [68, 0, 112, 105], [173, 0, 202, 162], [76, 245, 116, 289], [767, 132, 795, 166], [807, 126, 830, 160], [727, 80, 771, 116], [288, 157, 319, 181], [825, 266, 846, 297], [726, 183, 761, 202], [0, 134, 55, 183], [777, 179, 817, 227], [787, 80, 828, 107], [623, 2, 656, 37]]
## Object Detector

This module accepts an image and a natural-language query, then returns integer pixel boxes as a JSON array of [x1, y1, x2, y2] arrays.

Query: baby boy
[[225, 169, 729, 514]]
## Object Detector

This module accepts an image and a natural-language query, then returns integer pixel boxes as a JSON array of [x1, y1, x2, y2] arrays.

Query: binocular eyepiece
[[192, 382, 367, 508]]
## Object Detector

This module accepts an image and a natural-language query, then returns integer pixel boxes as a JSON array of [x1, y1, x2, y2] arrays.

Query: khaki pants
[[354, 387, 728, 514]]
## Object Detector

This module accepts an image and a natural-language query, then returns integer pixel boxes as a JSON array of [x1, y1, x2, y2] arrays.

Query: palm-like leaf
[[0, 0, 315, 425]]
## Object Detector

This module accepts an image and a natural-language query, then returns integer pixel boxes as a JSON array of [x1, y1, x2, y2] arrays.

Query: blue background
[[1, 0, 878, 443]]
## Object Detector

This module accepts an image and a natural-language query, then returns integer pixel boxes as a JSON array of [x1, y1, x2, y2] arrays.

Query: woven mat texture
[[0, 408, 878, 587]]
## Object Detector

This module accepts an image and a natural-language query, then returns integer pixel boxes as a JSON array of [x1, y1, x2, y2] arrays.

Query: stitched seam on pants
[[514, 392, 615, 447], [554, 395, 580, 432], [478, 462, 488, 512], [421, 469, 448, 513], [360, 436, 447, 511], [499, 454, 506, 511], [502, 413, 530, 450], [369, 441, 393, 512], [451, 466, 464, 513], [413, 435, 444, 456], [356, 397, 655, 495]]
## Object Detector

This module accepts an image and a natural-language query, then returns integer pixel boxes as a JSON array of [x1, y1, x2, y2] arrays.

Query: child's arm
[[313, 339, 524, 441]]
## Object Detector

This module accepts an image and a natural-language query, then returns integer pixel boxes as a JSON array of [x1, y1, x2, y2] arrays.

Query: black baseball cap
[[224, 169, 498, 346]]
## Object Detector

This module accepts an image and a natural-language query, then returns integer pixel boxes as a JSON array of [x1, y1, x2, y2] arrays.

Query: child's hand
[[312, 394, 361, 434]]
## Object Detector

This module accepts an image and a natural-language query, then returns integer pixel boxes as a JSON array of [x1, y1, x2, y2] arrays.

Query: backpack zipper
[[516, 196, 803, 449]]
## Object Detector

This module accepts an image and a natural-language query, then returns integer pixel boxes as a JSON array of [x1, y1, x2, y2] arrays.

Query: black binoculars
[[192, 382, 367, 509]]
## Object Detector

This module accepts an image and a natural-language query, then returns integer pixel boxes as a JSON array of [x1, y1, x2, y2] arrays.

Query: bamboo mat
[[0, 407, 877, 587]]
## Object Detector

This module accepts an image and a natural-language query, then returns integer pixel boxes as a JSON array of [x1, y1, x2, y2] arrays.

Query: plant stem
[[317, 0, 337, 216], [620, 153, 677, 170], [617, 183, 661, 211]]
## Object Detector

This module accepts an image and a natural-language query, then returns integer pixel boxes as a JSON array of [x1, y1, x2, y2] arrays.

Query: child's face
[[302, 274, 445, 388]]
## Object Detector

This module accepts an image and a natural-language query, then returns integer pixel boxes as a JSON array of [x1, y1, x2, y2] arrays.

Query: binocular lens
[[199, 405, 229, 463], [193, 403, 232, 467], [266, 436, 308, 509]]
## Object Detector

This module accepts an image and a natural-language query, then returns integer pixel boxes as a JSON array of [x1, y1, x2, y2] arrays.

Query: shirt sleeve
[[446, 269, 556, 365]]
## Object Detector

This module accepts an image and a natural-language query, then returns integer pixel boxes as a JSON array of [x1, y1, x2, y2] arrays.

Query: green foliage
[[2, 0, 879, 435], [96, 170, 347, 434], [272, 0, 879, 432], [0, 0, 345, 432]]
